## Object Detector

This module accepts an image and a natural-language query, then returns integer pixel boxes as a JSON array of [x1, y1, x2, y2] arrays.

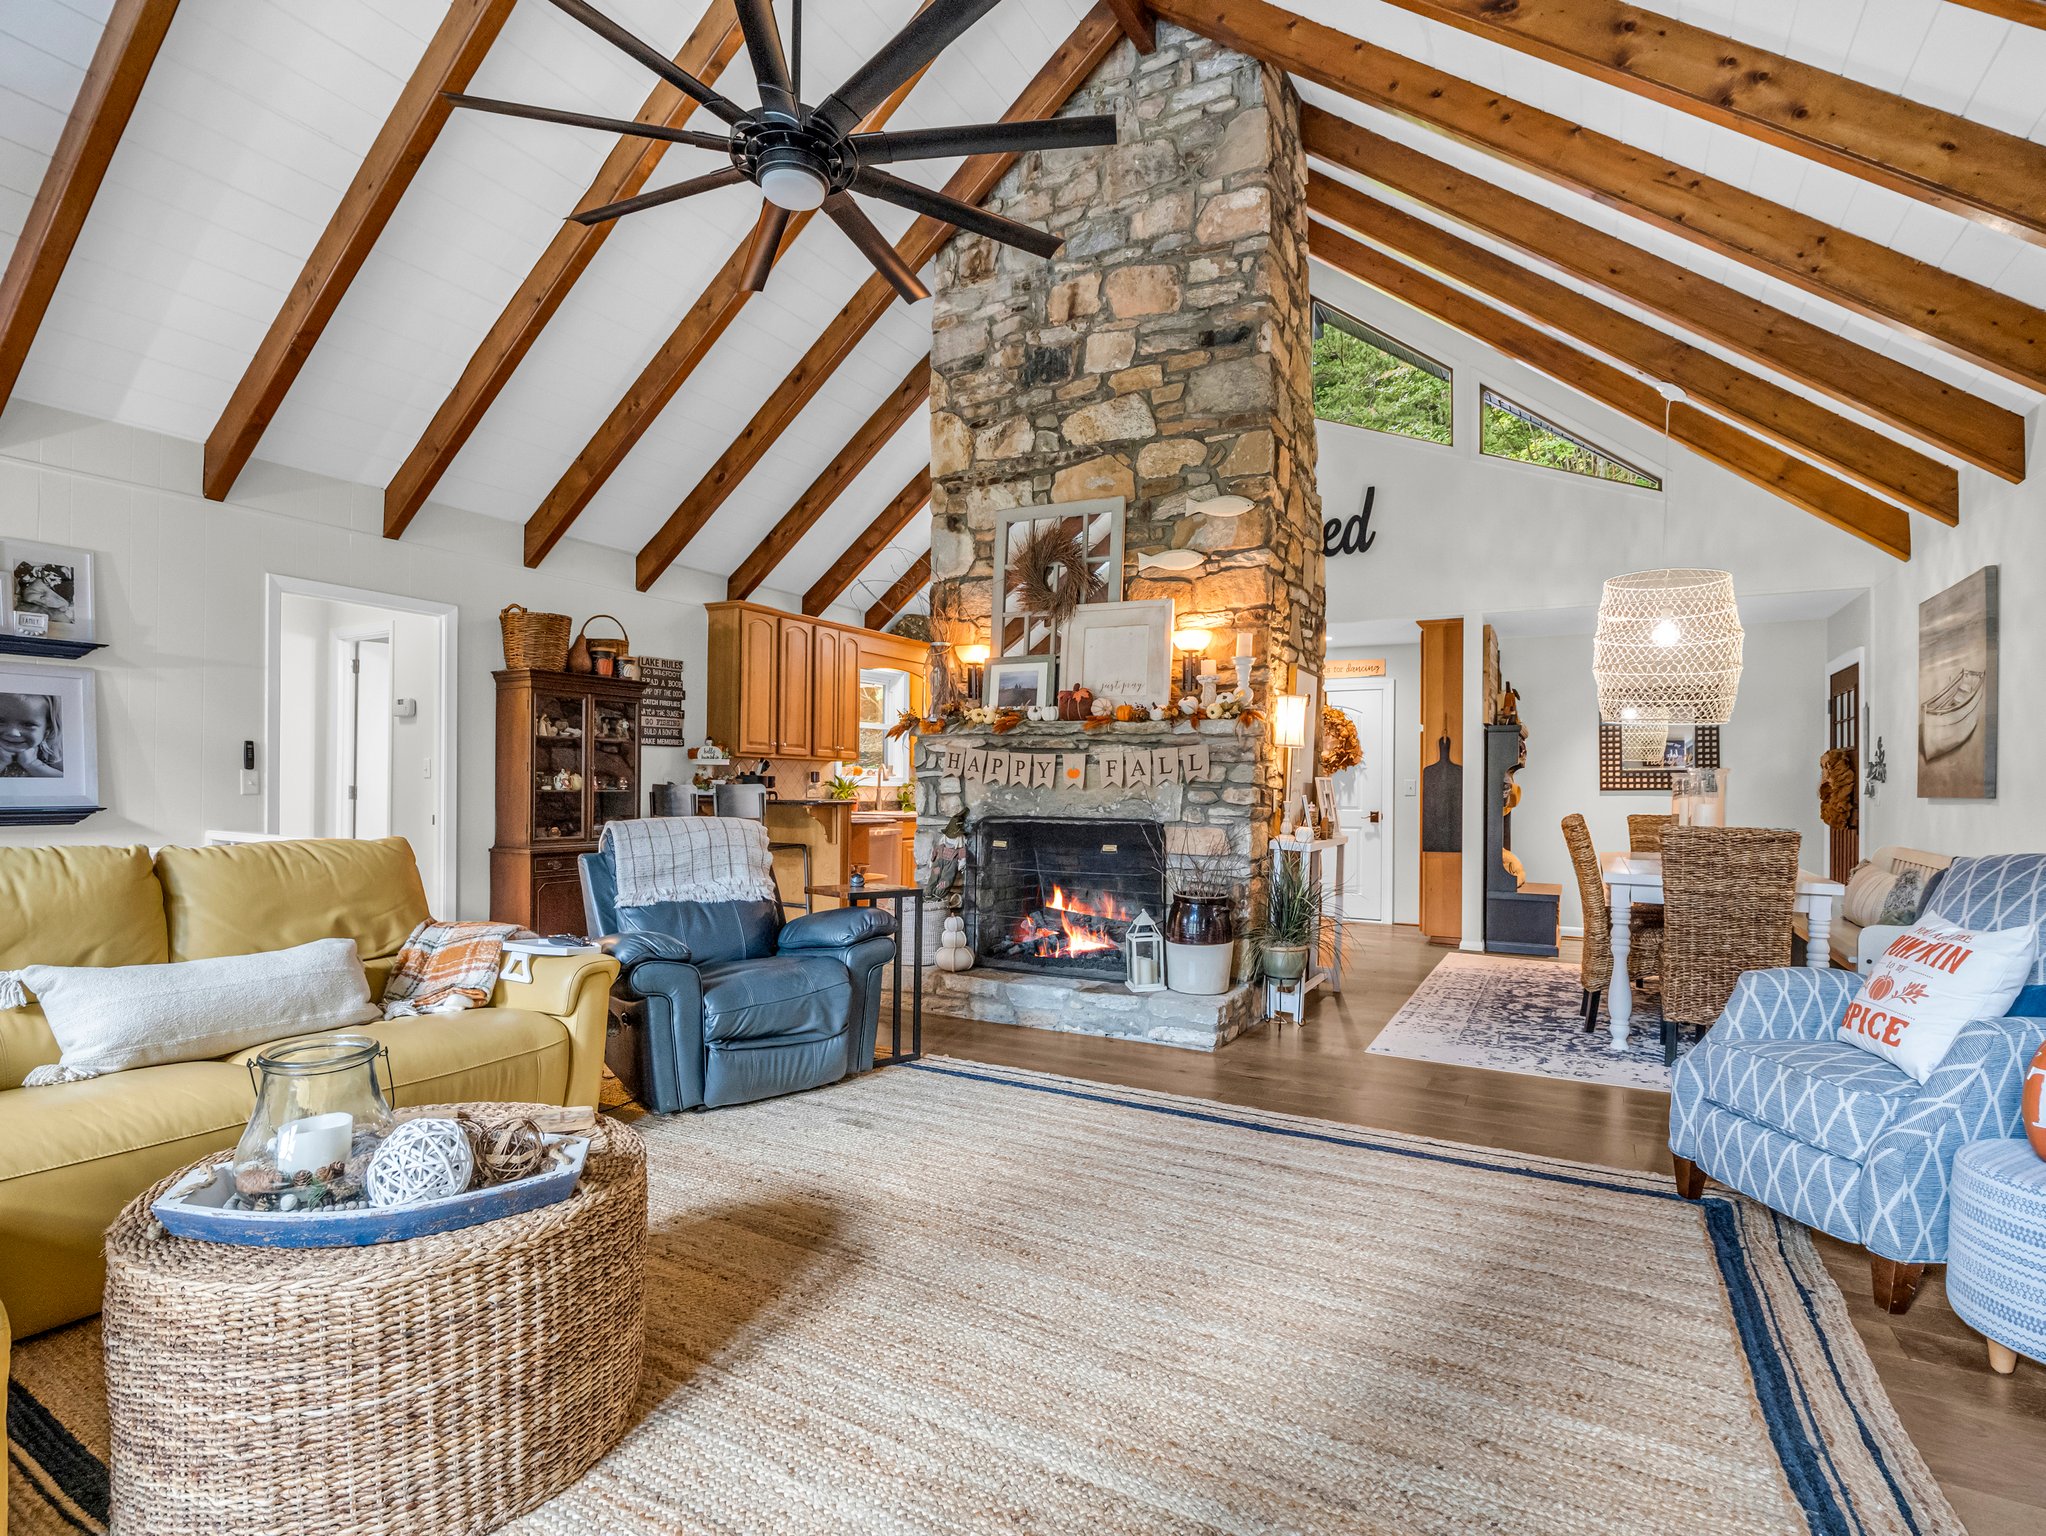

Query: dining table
[[1599, 850, 1846, 1056]]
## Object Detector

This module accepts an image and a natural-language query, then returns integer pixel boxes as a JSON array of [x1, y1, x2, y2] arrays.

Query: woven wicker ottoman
[[1948, 1138, 2046, 1376], [102, 1103, 647, 1535]]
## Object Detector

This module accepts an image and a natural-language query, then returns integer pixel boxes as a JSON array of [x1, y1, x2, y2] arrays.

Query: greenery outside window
[[1479, 387, 1661, 489], [858, 668, 910, 782], [1311, 302, 1452, 445]]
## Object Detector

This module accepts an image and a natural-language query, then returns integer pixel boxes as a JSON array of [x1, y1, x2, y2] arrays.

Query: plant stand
[[1264, 835, 1347, 1023]]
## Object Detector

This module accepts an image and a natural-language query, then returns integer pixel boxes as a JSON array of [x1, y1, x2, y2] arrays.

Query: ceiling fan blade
[[850, 169, 1062, 259], [823, 192, 930, 303], [572, 166, 749, 225], [545, 0, 749, 127], [741, 201, 795, 291], [443, 93, 731, 153], [851, 114, 1117, 165], [734, 0, 799, 121], [811, 0, 1004, 138]]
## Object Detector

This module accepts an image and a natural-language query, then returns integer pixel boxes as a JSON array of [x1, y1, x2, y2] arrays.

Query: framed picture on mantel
[[1061, 600, 1175, 706]]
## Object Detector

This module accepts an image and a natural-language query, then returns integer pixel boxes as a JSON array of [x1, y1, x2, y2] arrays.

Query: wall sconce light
[[1172, 627, 1210, 693], [955, 641, 991, 700]]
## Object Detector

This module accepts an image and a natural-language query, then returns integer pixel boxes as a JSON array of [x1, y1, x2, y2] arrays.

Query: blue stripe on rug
[[906, 1060, 1683, 1202], [9, 1379, 109, 1531]]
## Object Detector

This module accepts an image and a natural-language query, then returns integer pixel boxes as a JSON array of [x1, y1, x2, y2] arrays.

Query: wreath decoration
[[1319, 705, 1362, 777], [1006, 521, 1105, 636]]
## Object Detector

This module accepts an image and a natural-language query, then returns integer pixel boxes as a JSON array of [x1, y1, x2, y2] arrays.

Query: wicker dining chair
[[1628, 814, 1675, 853], [1660, 825, 1801, 1055], [1561, 815, 1662, 1029]]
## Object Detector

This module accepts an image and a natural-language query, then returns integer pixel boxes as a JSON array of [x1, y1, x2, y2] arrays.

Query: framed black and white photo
[[2, 540, 96, 644], [0, 662, 100, 822], [1060, 600, 1175, 706], [987, 656, 1052, 711]]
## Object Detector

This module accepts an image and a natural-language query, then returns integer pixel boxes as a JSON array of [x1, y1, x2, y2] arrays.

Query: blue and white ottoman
[[1948, 1139, 2046, 1375]]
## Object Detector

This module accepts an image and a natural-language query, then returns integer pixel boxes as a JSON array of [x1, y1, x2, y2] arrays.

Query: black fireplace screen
[[969, 818, 1166, 979]]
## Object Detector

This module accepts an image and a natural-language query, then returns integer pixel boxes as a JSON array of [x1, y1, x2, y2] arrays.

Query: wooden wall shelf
[[0, 636, 104, 660], [0, 806, 103, 825]]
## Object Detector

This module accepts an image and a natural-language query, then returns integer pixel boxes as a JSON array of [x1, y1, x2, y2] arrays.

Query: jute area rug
[[1368, 950, 1684, 1092], [9, 1059, 1957, 1535]]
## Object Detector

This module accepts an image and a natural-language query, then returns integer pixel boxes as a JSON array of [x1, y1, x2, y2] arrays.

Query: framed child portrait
[[2, 540, 96, 644], [0, 663, 101, 822]]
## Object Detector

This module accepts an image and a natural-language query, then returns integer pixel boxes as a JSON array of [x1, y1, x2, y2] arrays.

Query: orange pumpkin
[[1115, 703, 1139, 722], [2024, 1040, 2046, 1159]]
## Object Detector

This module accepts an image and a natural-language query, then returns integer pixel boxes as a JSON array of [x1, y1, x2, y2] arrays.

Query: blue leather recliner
[[580, 847, 896, 1111]]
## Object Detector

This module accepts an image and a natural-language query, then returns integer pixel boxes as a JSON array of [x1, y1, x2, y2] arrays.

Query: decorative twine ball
[[365, 1117, 475, 1208], [458, 1112, 549, 1186]]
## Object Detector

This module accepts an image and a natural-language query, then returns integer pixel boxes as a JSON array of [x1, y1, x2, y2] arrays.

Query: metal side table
[[807, 881, 924, 1065]]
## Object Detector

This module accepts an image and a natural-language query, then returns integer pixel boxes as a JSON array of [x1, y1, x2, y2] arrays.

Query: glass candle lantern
[[231, 1035, 395, 1212], [1124, 910, 1166, 994]]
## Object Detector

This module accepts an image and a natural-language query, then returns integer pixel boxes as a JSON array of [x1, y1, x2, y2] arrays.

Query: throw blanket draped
[[383, 921, 521, 1017], [601, 817, 777, 909]]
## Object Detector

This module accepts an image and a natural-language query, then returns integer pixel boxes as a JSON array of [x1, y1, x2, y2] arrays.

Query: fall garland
[[1319, 705, 1361, 776]]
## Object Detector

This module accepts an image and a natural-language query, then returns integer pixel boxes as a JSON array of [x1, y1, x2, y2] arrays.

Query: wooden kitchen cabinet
[[706, 601, 870, 761]]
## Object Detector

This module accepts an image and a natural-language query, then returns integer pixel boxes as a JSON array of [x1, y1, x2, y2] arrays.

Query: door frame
[[1324, 675, 1396, 926], [264, 575, 460, 914]]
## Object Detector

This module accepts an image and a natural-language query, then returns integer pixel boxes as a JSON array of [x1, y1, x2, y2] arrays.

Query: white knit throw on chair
[[601, 817, 778, 909]]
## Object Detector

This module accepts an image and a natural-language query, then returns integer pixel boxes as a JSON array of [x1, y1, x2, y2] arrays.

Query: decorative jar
[[231, 1035, 395, 1212]]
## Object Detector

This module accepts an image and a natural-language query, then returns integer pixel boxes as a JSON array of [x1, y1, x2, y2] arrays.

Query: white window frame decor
[[0, 660, 101, 821], [1061, 600, 1176, 709], [991, 498, 1124, 663]]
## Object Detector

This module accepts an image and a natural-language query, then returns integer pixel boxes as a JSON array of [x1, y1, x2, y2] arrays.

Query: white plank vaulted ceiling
[[3, 0, 2042, 608]]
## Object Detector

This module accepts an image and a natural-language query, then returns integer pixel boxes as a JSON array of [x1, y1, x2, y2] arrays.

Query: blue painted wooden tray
[[151, 1136, 590, 1248]]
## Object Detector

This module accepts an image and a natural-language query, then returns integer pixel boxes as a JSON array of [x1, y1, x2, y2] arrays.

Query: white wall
[[1505, 621, 1831, 932], [0, 401, 844, 918]]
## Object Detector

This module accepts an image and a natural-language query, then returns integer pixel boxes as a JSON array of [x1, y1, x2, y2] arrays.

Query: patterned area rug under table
[[1369, 950, 1683, 1091], [8, 1060, 1957, 1535]]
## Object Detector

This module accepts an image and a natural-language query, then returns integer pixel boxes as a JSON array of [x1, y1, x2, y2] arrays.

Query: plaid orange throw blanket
[[382, 921, 522, 1017]]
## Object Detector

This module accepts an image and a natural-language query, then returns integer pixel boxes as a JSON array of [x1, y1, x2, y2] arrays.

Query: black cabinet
[[1484, 723, 1560, 957]]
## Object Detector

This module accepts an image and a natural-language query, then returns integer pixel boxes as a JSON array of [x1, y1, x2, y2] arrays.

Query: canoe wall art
[[1917, 565, 1998, 800]]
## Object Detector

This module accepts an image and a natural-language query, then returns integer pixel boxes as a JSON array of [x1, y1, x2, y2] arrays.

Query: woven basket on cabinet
[[500, 603, 572, 671]]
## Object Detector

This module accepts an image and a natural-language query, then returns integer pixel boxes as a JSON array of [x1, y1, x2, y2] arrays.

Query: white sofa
[[1797, 845, 1953, 971]]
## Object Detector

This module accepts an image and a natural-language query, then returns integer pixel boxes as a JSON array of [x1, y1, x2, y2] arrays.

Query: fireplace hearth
[[969, 818, 1166, 980]]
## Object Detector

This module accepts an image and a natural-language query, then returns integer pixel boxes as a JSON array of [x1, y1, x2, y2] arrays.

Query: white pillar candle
[[1235, 629, 1253, 658], [276, 1111, 354, 1176]]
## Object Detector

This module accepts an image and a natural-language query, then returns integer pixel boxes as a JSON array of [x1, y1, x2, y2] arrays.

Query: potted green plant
[[1250, 855, 1323, 983], [825, 773, 862, 801]]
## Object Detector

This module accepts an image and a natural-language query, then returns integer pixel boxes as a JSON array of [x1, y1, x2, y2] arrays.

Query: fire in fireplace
[[969, 818, 1166, 979]]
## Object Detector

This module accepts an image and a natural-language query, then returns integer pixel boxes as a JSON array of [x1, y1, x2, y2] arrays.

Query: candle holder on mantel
[[231, 1037, 395, 1212]]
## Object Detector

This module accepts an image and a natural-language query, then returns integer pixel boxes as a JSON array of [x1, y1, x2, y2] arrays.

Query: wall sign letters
[[923, 741, 1212, 789], [1323, 485, 1377, 558]]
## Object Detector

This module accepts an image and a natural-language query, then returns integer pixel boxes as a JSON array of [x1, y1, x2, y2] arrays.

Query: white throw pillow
[[1841, 863, 1899, 928], [1837, 914, 2038, 1083], [8, 938, 382, 1085]]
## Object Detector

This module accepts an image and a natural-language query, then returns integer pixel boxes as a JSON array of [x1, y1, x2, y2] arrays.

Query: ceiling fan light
[[760, 163, 828, 211]]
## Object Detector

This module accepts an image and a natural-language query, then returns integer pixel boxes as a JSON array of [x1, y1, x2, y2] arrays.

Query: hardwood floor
[[905, 925, 2046, 1534]]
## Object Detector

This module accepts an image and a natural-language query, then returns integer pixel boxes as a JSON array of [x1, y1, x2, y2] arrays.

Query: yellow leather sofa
[[0, 837, 616, 1342]]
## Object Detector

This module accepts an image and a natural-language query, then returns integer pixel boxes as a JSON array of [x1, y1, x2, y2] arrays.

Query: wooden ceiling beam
[[635, 7, 1124, 592], [382, 0, 742, 539], [1191, 0, 2046, 246], [727, 356, 930, 601], [1942, 0, 2046, 26], [0, 0, 182, 411], [1103, 0, 1157, 53], [1312, 175, 1956, 524], [1150, 0, 2046, 394], [865, 550, 933, 632], [1305, 117, 2021, 485], [1307, 222, 1910, 560], [203, 0, 518, 502], [520, 31, 932, 567], [805, 468, 932, 616]]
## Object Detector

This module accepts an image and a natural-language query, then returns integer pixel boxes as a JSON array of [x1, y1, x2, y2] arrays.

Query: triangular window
[[1479, 387, 1661, 489], [1311, 302, 1452, 445]]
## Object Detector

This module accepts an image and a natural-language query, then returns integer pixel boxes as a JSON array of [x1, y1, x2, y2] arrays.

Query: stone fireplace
[[917, 21, 1324, 1049]]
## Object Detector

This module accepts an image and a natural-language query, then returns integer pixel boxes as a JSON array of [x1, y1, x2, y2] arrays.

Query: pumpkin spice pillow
[[1837, 915, 2038, 1083]]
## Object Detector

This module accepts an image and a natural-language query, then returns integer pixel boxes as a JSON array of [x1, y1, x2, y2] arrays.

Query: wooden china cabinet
[[490, 669, 647, 933]]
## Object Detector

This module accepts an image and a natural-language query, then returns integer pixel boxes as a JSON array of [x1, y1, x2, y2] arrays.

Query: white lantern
[[1124, 910, 1165, 994], [1593, 568, 1744, 726]]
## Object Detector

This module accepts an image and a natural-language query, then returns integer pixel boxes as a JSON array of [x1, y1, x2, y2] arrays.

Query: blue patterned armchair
[[1670, 854, 2046, 1313]]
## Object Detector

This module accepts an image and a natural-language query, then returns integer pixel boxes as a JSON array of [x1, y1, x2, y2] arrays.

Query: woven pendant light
[[1594, 568, 1744, 726]]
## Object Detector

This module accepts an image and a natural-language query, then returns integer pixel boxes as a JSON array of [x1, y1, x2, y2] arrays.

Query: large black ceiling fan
[[448, 0, 1118, 302]]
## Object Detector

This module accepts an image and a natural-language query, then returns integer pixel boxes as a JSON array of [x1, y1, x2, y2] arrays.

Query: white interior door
[[1326, 678, 1393, 923], [348, 636, 392, 838]]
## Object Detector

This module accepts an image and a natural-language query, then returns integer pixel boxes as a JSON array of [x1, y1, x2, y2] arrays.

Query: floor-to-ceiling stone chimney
[[919, 21, 1323, 1039]]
